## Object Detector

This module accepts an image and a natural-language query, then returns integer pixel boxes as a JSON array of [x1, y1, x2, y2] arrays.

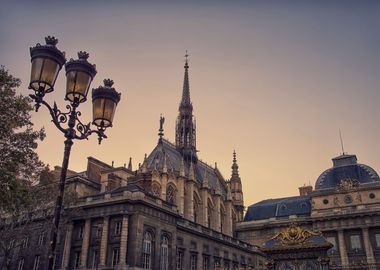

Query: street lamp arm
[[29, 94, 68, 135], [73, 116, 107, 144]]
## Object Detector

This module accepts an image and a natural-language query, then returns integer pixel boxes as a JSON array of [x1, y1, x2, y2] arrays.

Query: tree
[[0, 66, 45, 212], [0, 66, 46, 269]]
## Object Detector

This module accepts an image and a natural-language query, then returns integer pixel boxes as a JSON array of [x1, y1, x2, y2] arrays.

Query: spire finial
[[185, 50, 189, 68], [158, 114, 165, 141], [339, 129, 346, 155]]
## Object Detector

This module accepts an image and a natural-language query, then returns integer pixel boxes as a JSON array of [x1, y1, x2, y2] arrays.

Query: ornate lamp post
[[29, 36, 121, 270]]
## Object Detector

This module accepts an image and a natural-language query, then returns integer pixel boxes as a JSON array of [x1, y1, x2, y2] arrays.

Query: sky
[[1, 0, 380, 206]]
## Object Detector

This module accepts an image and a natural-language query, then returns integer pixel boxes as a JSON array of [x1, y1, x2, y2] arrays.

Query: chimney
[[299, 184, 313, 196]]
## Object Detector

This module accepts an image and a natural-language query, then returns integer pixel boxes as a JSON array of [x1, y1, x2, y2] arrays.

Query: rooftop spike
[[141, 154, 148, 173], [128, 157, 132, 171]]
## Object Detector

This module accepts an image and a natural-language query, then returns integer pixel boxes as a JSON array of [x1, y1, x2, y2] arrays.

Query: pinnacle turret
[[175, 51, 197, 162], [231, 150, 240, 180]]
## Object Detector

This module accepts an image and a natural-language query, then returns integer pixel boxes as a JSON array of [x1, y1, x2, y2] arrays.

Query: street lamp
[[29, 36, 121, 270]]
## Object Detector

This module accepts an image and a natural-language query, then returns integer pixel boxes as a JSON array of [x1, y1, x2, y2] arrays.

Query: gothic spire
[[175, 51, 197, 162], [181, 51, 191, 107]]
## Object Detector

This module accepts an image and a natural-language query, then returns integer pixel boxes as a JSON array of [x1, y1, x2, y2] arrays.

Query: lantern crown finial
[[104, 79, 114, 87], [45, 36, 58, 46], [78, 51, 89, 61]]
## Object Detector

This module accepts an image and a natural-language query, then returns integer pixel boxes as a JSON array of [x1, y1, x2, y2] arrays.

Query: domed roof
[[315, 154, 380, 190]]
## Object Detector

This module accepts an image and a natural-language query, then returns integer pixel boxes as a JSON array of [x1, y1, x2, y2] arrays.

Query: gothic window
[[152, 183, 161, 198], [193, 202, 197, 223], [220, 207, 225, 233], [160, 236, 169, 270], [142, 231, 153, 269], [166, 185, 175, 204]]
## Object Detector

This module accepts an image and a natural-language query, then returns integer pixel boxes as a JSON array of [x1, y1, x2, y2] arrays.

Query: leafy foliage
[[0, 66, 45, 212]]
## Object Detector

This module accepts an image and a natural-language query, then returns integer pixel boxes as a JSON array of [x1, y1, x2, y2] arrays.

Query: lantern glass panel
[[92, 98, 116, 128], [30, 57, 60, 93], [66, 70, 92, 103]]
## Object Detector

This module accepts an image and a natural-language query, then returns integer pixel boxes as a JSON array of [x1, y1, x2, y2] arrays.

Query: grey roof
[[244, 195, 311, 221], [315, 154, 380, 190], [146, 139, 227, 197]]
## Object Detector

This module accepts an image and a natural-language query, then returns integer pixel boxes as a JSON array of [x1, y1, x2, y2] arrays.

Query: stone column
[[337, 230, 349, 269], [118, 215, 129, 269], [362, 227, 376, 270], [80, 219, 91, 268], [99, 216, 110, 268], [185, 180, 195, 221], [60, 223, 73, 270], [213, 194, 221, 232], [177, 176, 185, 216]]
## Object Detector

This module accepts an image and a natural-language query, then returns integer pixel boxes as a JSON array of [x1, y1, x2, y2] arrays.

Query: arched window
[[160, 236, 169, 270], [152, 183, 161, 198], [166, 185, 175, 204], [142, 231, 153, 269]]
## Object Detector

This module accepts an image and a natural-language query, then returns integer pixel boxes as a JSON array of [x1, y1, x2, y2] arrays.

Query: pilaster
[[337, 229, 349, 269], [117, 215, 129, 269], [362, 227, 376, 270], [80, 219, 91, 269], [99, 216, 110, 268], [60, 223, 73, 270]]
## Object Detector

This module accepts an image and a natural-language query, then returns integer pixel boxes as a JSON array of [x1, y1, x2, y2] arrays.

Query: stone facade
[[238, 154, 380, 270]]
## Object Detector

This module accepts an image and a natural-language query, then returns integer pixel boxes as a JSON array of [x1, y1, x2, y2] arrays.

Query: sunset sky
[[1, 0, 379, 206]]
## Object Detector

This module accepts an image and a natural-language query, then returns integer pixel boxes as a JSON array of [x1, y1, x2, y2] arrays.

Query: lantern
[[29, 36, 66, 94], [92, 79, 121, 128], [65, 51, 97, 103]]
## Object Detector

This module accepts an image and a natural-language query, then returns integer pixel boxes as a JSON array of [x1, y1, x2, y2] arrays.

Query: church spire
[[181, 51, 191, 106], [175, 51, 197, 162]]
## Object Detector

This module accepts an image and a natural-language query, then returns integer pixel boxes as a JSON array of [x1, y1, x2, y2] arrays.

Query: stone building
[[2, 56, 266, 270], [53, 57, 265, 270], [237, 153, 380, 270]]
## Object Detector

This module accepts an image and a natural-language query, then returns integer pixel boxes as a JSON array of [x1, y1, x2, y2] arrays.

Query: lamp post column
[[48, 105, 77, 270]]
